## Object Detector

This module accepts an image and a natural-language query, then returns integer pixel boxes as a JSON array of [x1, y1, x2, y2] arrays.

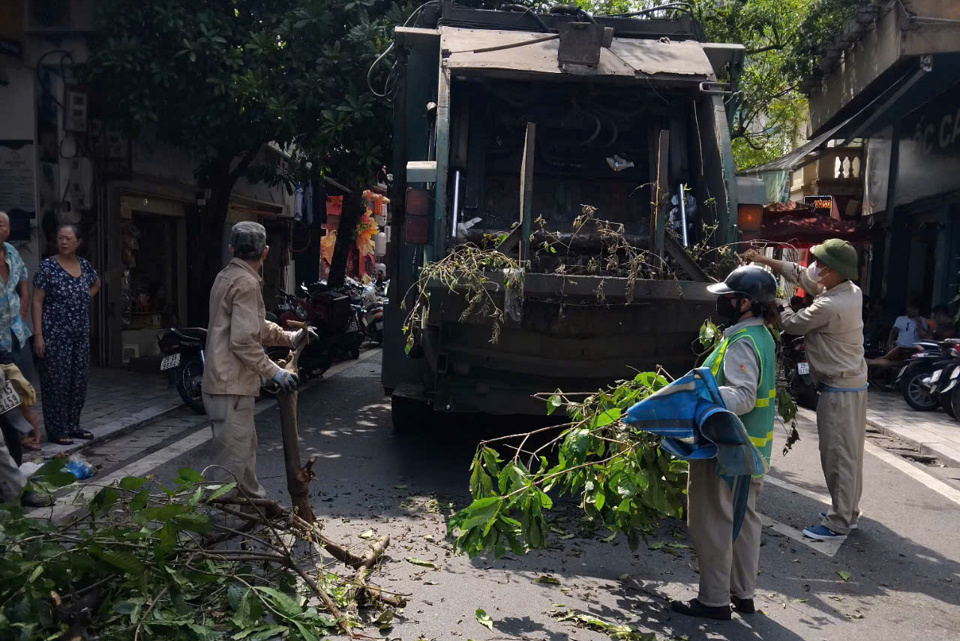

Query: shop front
[[115, 194, 189, 365]]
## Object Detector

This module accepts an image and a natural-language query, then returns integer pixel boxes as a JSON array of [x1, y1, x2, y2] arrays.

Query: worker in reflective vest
[[672, 266, 778, 621]]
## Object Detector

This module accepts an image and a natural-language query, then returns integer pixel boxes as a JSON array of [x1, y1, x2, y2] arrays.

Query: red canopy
[[753, 203, 866, 247]]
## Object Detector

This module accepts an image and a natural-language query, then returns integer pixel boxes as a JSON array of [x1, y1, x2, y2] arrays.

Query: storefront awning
[[744, 65, 930, 174], [759, 206, 867, 246]]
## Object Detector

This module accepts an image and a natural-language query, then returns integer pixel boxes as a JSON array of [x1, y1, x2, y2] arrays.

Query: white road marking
[[27, 349, 382, 522], [765, 475, 832, 505], [797, 405, 960, 507], [760, 514, 845, 557], [864, 440, 960, 508]]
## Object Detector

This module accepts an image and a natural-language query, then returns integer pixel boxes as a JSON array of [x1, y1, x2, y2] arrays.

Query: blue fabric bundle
[[623, 367, 768, 539]]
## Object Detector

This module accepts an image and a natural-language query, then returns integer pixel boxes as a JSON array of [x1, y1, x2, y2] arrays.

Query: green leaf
[[475, 608, 494, 631], [91, 548, 145, 575], [533, 575, 561, 585], [171, 512, 212, 534], [119, 477, 149, 491], [91, 487, 119, 514], [404, 557, 438, 569], [838, 570, 851, 582], [547, 393, 562, 415], [254, 587, 302, 618], [205, 482, 237, 503], [358, 529, 375, 540], [176, 468, 204, 484]]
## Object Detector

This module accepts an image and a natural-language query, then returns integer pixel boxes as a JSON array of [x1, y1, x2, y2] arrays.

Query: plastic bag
[[64, 458, 97, 480]]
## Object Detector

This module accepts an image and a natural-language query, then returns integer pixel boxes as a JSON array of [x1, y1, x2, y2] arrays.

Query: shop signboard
[[804, 195, 834, 217], [897, 80, 960, 206]]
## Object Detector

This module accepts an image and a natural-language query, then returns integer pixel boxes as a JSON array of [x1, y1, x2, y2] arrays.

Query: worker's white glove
[[272, 369, 300, 395], [289, 327, 317, 347]]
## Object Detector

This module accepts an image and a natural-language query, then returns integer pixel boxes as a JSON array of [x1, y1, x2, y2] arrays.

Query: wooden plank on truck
[[519, 122, 536, 264], [650, 129, 670, 259]]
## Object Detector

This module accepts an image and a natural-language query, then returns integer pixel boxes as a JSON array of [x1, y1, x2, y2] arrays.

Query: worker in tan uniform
[[743, 239, 867, 541], [203, 222, 304, 498]]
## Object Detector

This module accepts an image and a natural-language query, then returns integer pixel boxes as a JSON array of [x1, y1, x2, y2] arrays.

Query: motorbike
[[922, 342, 960, 418], [157, 327, 208, 414], [270, 289, 333, 380], [298, 282, 366, 359], [781, 335, 819, 410], [359, 282, 385, 345], [896, 340, 958, 411]]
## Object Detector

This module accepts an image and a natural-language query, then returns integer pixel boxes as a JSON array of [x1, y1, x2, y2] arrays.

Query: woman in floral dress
[[32, 224, 100, 445]]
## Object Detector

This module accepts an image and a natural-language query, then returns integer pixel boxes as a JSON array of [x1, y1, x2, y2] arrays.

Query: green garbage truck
[[381, 2, 759, 429]]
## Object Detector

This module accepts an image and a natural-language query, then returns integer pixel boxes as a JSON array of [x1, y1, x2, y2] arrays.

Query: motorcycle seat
[[174, 327, 208, 341]]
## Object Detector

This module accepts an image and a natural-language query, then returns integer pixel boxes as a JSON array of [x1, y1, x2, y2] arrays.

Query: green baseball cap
[[810, 238, 858, 281]]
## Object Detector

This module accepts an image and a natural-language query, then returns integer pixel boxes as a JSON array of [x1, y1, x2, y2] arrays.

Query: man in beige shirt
[[203, 222, 303, 498], [744, 239, 867, 541]]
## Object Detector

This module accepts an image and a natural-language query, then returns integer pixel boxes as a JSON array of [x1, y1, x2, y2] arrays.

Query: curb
[[32, 400, 186, 462], [31, 347, 385, 463], [796, 406, 960, 468]]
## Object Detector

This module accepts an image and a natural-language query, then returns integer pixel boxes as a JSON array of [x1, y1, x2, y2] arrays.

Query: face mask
[[716, 296, 742, 324], [806, 262, 823, 283]]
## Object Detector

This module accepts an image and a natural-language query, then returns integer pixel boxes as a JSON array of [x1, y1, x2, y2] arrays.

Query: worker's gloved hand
[[271, 369, 300, 394], [290, 327, 317, 347], [740, 249, 761, 264]]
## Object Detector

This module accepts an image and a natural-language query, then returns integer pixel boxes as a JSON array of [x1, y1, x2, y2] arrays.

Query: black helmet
[[707, 266, 777, 303]]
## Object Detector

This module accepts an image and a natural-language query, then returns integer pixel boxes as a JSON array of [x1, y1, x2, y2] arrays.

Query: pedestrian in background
[[32, 224, 100, 446], [0, 211, 42, 450], [202, 222, 304, 497], [670, 266, 779, 621], [743, 239, 867, 541]]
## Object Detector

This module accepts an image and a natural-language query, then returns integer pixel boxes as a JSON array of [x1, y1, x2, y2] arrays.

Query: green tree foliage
[[0, 464, 356, 641], [559, 1, 865, 169], [84, 0, 400, 296]]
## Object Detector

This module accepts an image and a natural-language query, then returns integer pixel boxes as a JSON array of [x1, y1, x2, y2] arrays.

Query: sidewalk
[[30, 368, 184, 461], [865, 389, 960, 466]]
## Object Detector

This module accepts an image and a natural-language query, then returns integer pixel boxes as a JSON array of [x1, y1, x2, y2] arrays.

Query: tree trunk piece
[[327, 190, 364, 288], [276, 324, 316, 521]]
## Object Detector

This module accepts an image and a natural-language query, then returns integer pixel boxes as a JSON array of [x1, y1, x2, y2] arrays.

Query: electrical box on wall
[[64, 86, 88, 133]]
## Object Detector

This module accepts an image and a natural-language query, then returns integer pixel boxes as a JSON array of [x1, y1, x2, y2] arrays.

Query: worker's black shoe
[[731, 596, 756, 614], [670, 598, 732, 621], [21, 491, 53, 508]]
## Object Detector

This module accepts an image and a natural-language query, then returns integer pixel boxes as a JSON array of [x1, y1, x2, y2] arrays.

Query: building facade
[[0, 1, 296, 367]]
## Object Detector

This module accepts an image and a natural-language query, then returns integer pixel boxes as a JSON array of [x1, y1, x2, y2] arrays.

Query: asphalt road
[[63, 353, 960, 641]]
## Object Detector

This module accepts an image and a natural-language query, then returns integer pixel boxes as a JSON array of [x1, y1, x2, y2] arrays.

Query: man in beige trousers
[[744, 239, 867, 540], [202, 222, 303, 498]]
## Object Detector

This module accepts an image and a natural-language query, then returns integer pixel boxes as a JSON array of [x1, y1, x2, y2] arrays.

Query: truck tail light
[[737, 204, 763, 232], [405, 188, 431, 245]]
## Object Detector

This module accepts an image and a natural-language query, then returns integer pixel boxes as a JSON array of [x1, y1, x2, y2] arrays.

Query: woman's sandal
[[20, 439, 42, 452], [49, 437, 74, 446], [69, 430, 94, 440]]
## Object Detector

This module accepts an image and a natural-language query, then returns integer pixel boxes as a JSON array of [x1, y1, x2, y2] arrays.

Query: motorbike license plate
[[0, 380, 22, 415], [797, 362, 810, 376], [160, 353, 181, 371]]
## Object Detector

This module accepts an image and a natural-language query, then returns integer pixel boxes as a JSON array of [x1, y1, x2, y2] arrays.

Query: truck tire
[[391, 395, 431, 434]]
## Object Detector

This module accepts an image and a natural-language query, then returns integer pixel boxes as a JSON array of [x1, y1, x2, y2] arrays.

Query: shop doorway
[[119, 204, 187, 365]]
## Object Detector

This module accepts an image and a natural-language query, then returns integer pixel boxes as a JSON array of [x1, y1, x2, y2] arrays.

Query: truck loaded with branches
[[382, 2, 764, 429]]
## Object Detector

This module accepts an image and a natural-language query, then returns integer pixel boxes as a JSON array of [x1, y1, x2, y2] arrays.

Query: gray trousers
[[687, 459, 764, 607], [816, 389, 867, 534], [202, 393, 266, 499], [0, 438, 25, 504]]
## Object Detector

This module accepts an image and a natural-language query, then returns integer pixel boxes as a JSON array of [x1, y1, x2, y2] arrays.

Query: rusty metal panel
[[441, 27, 714, 80]]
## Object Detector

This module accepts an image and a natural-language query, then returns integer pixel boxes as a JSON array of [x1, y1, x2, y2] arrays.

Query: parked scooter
[[157, 327, 208, 414], [359, 282, 385, 345], [896, 340, 957, 411], [781, 335, 818, 410], [922, 342, 960, 418]]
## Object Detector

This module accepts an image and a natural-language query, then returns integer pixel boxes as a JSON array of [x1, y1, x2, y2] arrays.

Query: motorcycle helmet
[[707, 266, 777, 303]]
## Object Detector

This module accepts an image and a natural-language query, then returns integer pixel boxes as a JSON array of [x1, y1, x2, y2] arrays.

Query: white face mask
[[806, 262, 823, 283]]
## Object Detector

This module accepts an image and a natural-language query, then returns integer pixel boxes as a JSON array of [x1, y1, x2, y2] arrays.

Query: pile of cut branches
[[0, 464, 401, 641], [448, 370, 687, 557]]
